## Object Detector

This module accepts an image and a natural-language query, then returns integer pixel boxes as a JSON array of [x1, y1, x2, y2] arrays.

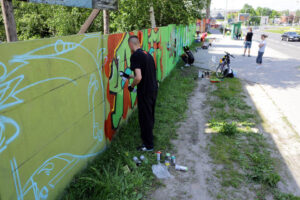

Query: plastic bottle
[[175, 165, 188, 172]]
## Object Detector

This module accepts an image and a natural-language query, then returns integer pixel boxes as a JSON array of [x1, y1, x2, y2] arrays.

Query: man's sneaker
[[137, 146, 154, 152], [248, 55, 251, 57]]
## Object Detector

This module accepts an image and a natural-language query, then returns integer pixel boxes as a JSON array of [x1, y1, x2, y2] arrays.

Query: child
[[256, 34, 268, 65]]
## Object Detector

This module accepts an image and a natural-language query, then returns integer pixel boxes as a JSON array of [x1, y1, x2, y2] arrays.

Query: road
[[253, 29, 300, 59]]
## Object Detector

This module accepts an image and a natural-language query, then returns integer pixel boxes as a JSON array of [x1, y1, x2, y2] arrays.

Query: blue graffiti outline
[[10, 149, 105, 200], [3, 33, 108, 200], [88, 74, 104, 142], [0, 34, 108, 154]]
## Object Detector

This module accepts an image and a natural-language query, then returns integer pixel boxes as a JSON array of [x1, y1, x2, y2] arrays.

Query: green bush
[[219, 122, 237, 136]]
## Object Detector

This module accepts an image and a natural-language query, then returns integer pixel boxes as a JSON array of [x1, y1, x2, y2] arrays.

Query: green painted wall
[[0, 23, 196, 200]]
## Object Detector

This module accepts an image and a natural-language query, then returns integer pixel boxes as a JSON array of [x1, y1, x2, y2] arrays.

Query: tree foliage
[[0, 0, 205, 42], [239, 4, 282, 25]]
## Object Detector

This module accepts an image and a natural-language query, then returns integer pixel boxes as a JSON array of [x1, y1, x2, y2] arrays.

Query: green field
[[265, 27, 300, 34]]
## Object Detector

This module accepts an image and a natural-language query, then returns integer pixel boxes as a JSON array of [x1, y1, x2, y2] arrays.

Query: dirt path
[[151, 78, 214, 200]]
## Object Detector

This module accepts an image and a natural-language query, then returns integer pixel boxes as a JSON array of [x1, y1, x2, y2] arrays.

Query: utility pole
[[223, 0, 228, 36], [149, 3, 156, 28], [206, 0, 211, 31], [103, 10, 110, 34], [1, 0, 18, 42]]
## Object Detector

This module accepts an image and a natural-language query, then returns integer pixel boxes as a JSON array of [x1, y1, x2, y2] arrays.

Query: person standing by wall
[[243, 28, 253, 57], [121, 35, 158, 151], [256, 34, 268, 65]]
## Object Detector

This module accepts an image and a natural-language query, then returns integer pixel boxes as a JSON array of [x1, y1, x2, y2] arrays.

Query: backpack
[[223, 68, 234, 78]]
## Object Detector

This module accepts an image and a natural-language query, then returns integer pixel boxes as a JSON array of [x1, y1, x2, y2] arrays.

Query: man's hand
[[120, 71, 130, 81], [128, 85, 134, 92], [128, 85, 137, 93]]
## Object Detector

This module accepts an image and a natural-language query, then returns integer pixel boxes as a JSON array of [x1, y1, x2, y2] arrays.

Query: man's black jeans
[[137, 90, 157, 149]]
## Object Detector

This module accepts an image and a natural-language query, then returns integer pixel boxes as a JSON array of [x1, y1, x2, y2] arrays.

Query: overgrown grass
[[60, 62, 198, 200], [207, 78, 300, 199]]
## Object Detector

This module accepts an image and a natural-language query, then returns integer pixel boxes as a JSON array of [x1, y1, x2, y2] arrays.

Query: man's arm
[[130, 68, 142, 88]]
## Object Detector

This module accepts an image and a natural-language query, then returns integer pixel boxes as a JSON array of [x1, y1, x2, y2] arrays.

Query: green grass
[[265, 29, 300, 34], [207, 78, 300, 199], [60, 61, 199, 200]]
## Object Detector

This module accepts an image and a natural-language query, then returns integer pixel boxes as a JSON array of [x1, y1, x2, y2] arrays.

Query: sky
[[211, 0, 300, 11]]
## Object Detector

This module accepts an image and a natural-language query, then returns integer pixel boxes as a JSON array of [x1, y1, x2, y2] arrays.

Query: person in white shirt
[[256, 34, 268, 65]]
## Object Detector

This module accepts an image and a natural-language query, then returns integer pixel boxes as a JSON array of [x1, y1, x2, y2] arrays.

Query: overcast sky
[[211, 0, 300, 11]]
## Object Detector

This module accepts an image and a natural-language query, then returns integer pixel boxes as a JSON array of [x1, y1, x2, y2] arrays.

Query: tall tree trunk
[[78, 9, 100, 34], [103, 10, 109, 34], [206, 0, 211, 19], [1, 0, 17, 42], [149, 3, 156, 28]]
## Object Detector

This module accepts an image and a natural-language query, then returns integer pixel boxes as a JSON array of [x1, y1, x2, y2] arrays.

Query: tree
[[240, 4, 260, 25], [0, 0, 206, 41], [295, 10, 300, 23]]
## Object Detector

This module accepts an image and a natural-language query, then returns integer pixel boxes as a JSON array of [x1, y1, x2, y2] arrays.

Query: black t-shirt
[[130, 49, 158, 94], [246, 32, 253, 42]]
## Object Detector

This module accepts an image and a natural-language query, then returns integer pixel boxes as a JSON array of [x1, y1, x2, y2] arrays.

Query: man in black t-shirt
[[243, 28, 253, 57], [120, 35, 158, 151]]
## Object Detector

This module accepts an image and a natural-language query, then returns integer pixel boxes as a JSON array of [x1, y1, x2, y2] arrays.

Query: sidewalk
[[194, 33, 300, 195]]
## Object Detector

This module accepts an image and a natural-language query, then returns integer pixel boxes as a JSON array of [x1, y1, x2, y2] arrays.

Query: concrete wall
[[0, 24, 196, 200]]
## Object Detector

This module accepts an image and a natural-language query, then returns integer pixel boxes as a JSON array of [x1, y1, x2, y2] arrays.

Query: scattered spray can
[[165, 160, 170, 167], [171, 156, 176, 166], [175, 165, 188, 172], [166, 153, 171, 161], [133, 156, 141, 166], [156, 151, 161, 163], [140, 155, 148, 164]]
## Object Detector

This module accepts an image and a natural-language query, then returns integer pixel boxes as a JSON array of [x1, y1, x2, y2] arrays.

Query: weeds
[[60, 62, 198, 200]]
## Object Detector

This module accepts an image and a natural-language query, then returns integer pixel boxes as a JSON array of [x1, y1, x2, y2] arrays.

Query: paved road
[[253, 29, 300, 59]]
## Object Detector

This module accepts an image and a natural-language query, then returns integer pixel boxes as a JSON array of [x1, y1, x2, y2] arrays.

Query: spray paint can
[[156, 151, 161, 163], [198, 70, 202, 78], [166, 153, 171, 161], [165, 160, 170, 168], [133, 156, 141, 166], [175, 165, 188, 172], [140, 155, 148, 164], [171, 156, 176, 166]]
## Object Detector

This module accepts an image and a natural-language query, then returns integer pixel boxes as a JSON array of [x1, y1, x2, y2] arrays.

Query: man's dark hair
[[128, 35, 140, 45]]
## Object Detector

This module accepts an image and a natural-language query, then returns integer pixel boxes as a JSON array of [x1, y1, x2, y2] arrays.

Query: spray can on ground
[[140, 155, 148, 164], [156, 151, 161, 163], [171, 156, 176, 166], [165, 160, 170, 168], [175, 165, 188, 172], [166, 153, 171, 161], [133, 156, 141, 166]]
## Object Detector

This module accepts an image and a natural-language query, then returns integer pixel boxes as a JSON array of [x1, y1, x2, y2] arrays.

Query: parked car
[[281, 32, 300, 41]]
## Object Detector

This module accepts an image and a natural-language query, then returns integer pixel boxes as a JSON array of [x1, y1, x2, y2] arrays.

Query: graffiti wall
[[0, 23, 196, 200]]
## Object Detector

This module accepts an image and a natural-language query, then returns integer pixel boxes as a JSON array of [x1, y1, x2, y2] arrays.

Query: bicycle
[[216, 51, 235, 79]]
